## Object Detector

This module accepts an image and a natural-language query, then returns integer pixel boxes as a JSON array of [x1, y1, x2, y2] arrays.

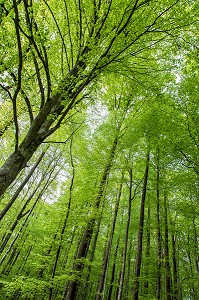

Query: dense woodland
[[0, 0, 198, 299]]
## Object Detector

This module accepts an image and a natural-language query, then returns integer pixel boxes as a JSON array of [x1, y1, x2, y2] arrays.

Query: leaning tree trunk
[[132, 150, 150, 300], [0, 151, 46, 221], [0, 63, 92, 197], [0, 152, 58, 252], [0, 169, 59, 266]]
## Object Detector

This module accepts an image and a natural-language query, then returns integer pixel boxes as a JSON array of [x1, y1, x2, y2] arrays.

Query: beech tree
[[0, 0, 195, 195], [0, 0, 198, 299]]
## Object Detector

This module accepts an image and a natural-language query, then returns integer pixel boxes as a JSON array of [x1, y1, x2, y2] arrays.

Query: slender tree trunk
[[125, 238, 133, 300], [172, 233, 179, 300], [96, 177, 123, 300], [193, 218, 199, 277], [117, 168, 133, 300], [0, 169, 58, 266], [132, 150, 150, 300], [0, 151, 46, 221], [186, 231, 197, 299], [156, 150, 162, 300], [49, 137, 75, 300], [144, 206, 150, 293], [37, 232, 58, 279], [1, 246, 18, 275], [107, 238, 120, 300], [163, 194, 172, 300], [0, 177, 42, 253]]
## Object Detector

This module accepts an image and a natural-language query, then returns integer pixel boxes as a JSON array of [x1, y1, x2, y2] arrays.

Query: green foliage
[[0, 0, 198, 299]]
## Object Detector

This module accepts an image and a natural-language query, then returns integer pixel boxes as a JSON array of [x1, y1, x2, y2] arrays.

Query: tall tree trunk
[[172, 233, 179, 300], [156, 150, 162, 300], [186, 231, 197, 299], [132, 150, 150, 300], [193, 218, 199, 277], [79, 214, 103, 300], [49, 137, 75, 300], [144, 206, 150, 293], [96, 177, 123, 300], [163, 194, 172, 300], [117, 168, 133, 300], [63, 134, 119, 300], [107, 238, 120, 300], [125, 238, 133, 300]]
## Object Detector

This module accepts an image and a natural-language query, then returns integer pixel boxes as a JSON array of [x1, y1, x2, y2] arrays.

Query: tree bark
[[163, 194, 172, 300], [144, 206, 150, 293], [193, 218, 199, 277], [117, 169, 133, 300], [63, 134, 119, 300], [107, 238, 120, 300], [156, 150, 162, 299], [172, 233, 179, 300], [49, 137, 75, 300], [132, 150, 150, 300], [96, 177, 123, 300]]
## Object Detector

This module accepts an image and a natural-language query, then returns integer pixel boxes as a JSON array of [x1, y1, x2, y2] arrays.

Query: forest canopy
[[0, 0, 198, 299]]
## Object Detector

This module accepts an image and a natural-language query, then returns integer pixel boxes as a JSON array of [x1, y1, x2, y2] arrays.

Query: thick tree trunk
[[0, 63, 91, 197], [0, 92, 59, 196], [132, 150, 150, 300]]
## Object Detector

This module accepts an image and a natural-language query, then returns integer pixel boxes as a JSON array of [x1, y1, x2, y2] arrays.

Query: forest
[[0, 0, 198, 299]]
